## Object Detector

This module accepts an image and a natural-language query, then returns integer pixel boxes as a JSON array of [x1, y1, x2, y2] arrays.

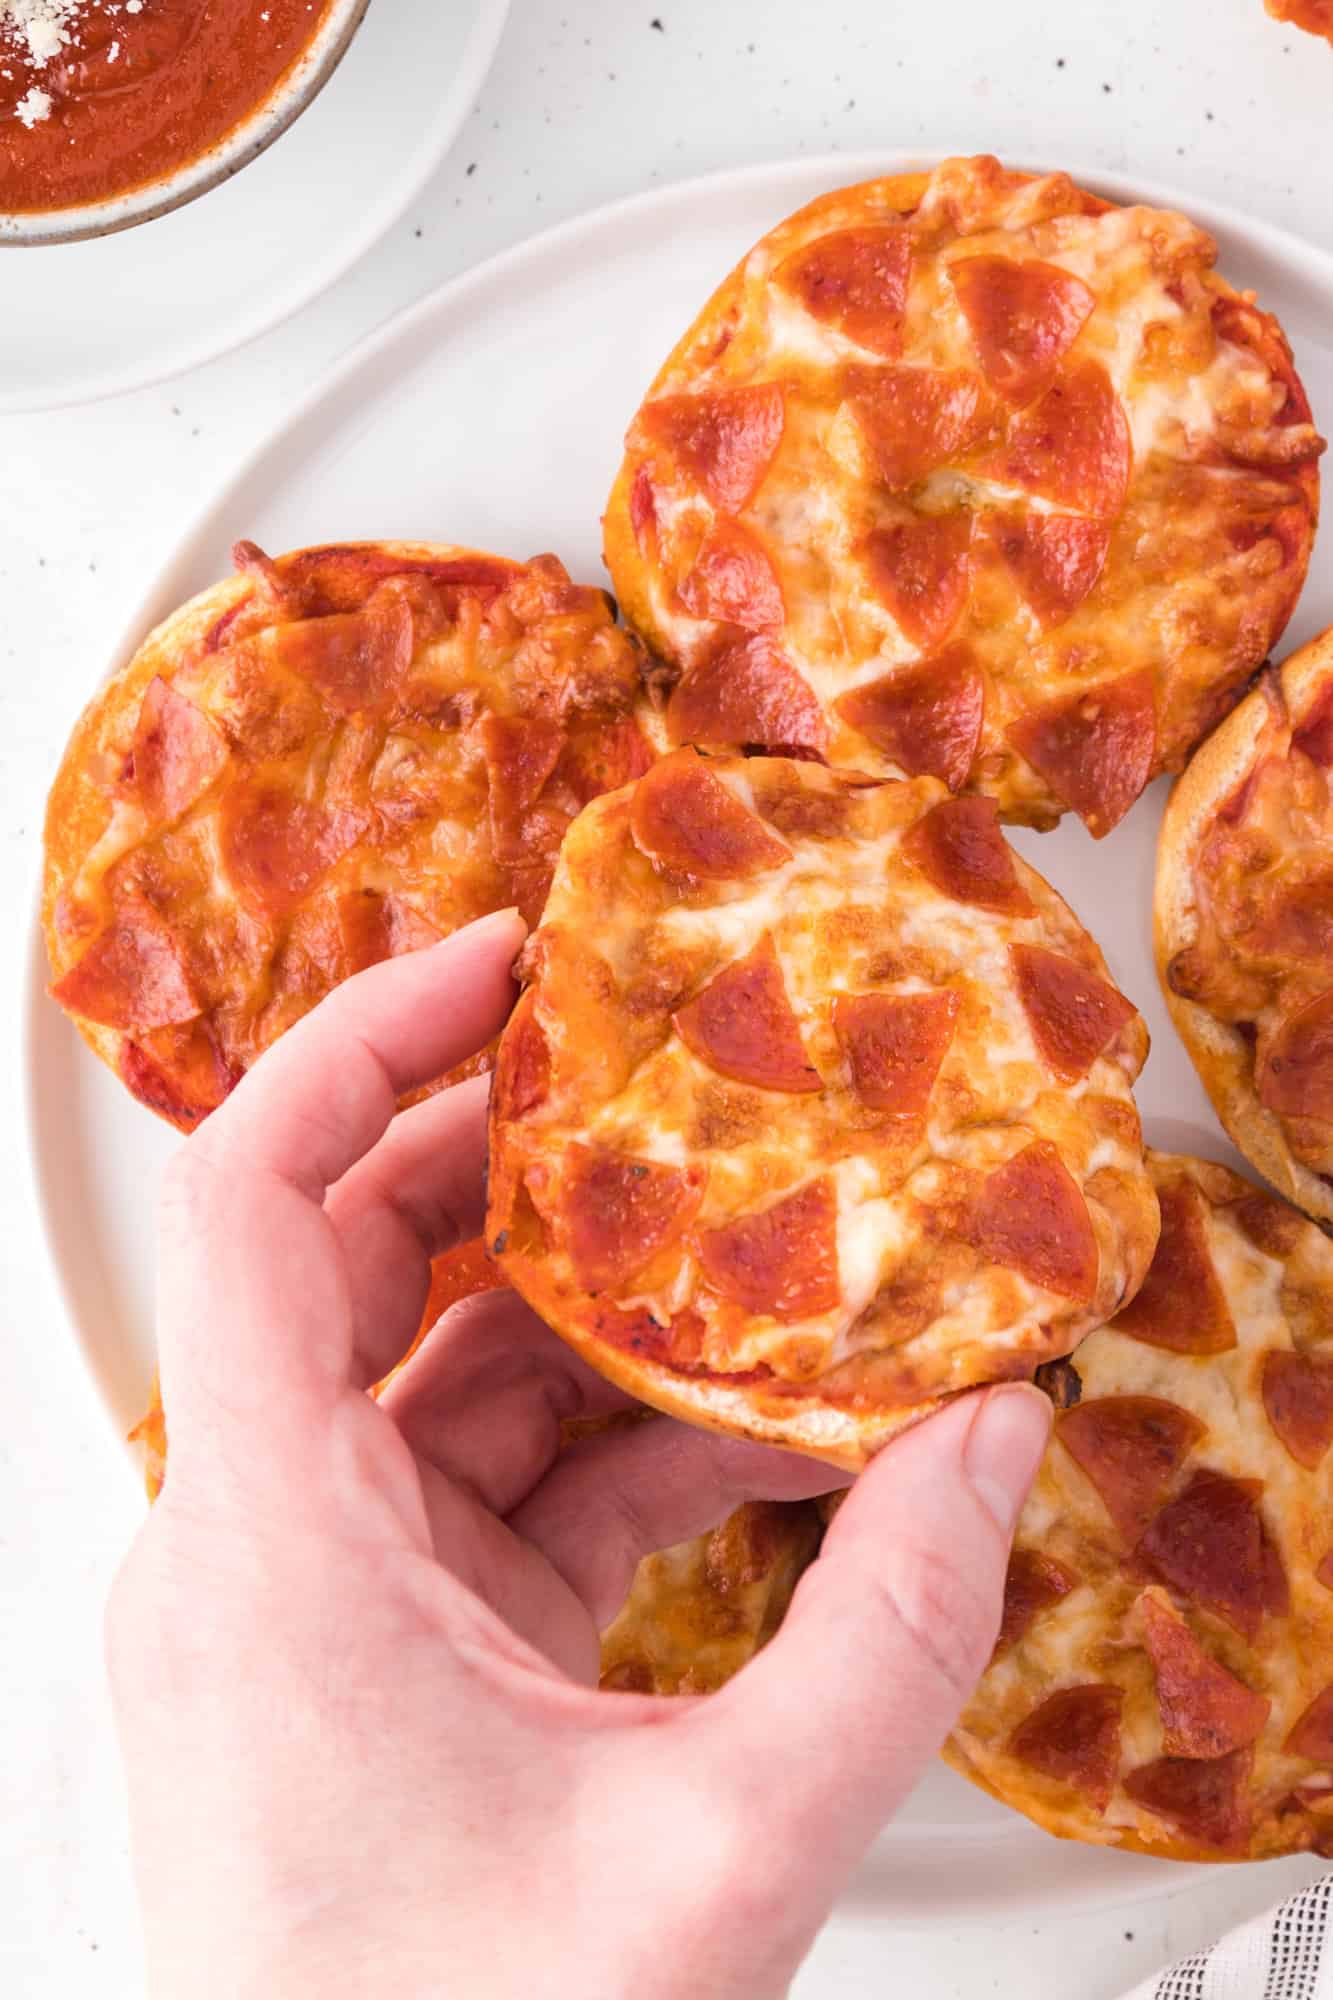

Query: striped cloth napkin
[[1121, 1877, 1333, 1999]]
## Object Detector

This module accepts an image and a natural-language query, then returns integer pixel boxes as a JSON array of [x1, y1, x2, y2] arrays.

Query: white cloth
[[1119, 1877, 1333, 1999]]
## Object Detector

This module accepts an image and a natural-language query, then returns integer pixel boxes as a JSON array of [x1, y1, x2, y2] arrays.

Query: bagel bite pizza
[[44, 540, 654, 1131], [486, 748, 1158, 1469], [605, 154, 1322, 835], [946, 1154, 1333, 1862], [1157, 628, 1333, 1226]]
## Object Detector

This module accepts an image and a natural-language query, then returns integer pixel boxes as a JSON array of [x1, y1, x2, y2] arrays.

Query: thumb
[[691, 1384, 1051, 1882]]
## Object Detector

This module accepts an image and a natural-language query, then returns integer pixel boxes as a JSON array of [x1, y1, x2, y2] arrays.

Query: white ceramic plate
[[0, 0, 510, 414], [25, 153, 1333, 1921]]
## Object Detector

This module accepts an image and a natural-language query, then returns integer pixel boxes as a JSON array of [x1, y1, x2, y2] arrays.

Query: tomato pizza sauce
[[0, 0, 334, 214]]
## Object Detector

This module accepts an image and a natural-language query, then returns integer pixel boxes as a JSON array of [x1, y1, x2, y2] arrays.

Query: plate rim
[[0, 0, 513, 415]]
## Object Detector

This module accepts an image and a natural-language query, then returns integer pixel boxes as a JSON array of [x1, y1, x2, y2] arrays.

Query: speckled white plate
[[0, 0, 510, 413], [25, 152, 1333, 1921]]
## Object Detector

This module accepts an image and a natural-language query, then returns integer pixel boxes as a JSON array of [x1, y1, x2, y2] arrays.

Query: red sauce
[[0, 0, 335, 214]]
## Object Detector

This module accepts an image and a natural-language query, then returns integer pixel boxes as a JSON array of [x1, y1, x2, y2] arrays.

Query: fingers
[[689, 1386, 1050, 1883], [381, 1289, 639, 1517], [324, 1073, 492, 1385], [509, 1413, 850, 1628]]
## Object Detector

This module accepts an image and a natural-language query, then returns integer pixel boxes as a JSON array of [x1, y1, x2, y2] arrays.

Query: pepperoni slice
[[132, 678, 229, 822], [218, 788, 365, 919], [666, 634, 828, 760], [1138, 1589, 1271, 1759], [50, 899, 200, 1033], [1286, 1685, 1333, 1763], [849, 365, 994, 491], [777, 225, 913, 356], [1057, 1396, 1206, 1543], [1139, 1471, 1289, 1641], [1123, 1749, 1253, 1854], [327, 890, 442, 977], [491, 990, 550, 1124], [677, 521, 785, 630], [1262, 1352, 1333, 1471], [950, 255, 1097, 404], [835, 648, 984, 793], [478, 713, 567, 863], [630, 752, 792, 879], [968, 1141, 1098, 1301], [983, 512, 1111, 628], [995, 1549, 1077, 1657], [697, 1177, 840, 1321], [901, 795, 1034, 914], [860, 513, 974, 650], [562, 1145, 706, 1293], [120, 1022, 241, 1132], [1258, 990, 1333, 1123], [1230, 1190, 1305, 1261], [833, 989, 960, 1117], [1011, 945, 1137, 1083], [1113, 1180, 1236, 1355], [269, 598, 414, 713], [556, 718, 657, 807], [629, 466, 658, 553], [986, 359, 1132, 517], [675, 935, 820, 1094], [1007, 670, 1156, 838], [1009, 1685, 1123, 1812], [639, 384, 786, 513]]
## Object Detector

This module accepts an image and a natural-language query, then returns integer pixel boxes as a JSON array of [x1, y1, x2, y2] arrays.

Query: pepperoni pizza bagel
[[43, 540, 653, 1131], [485, 747, 1158, 1469], [605, 154, 1321, 836], [1157, 628, 1333, 1226], [946, 1153, 1333, 1862], [599, 1500, 822, 1695]]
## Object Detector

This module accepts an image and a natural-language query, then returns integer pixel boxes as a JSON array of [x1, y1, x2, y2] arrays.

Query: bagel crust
[[947, 1154, 1333, 1863], [486, 748, 1157, 1470], [1156, 627, 1333, 1224], [605, 154, 1321, 836]]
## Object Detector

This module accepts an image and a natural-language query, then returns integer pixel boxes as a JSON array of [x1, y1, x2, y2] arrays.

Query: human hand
[[107, 910, 1051, 2000]]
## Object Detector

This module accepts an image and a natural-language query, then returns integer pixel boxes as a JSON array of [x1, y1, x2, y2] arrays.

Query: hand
[[107, 910, 1051, 2000]]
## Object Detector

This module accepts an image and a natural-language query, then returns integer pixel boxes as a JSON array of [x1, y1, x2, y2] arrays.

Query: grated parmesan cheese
[[14, 81, 49, 122], [1, 0, 87, 68]]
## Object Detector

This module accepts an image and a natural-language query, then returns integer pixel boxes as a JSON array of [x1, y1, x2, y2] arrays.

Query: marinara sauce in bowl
[[0, 0, 369, 242]]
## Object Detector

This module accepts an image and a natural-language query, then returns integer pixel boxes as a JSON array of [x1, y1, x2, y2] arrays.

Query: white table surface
[[3, 1, 1331, 1993]]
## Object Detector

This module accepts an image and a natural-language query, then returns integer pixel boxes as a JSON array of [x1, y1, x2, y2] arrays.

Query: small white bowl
[[2, 0, 370, 247]]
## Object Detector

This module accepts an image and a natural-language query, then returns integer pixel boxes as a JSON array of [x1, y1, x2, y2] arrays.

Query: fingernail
[[963, 1385, 1052, 1535]]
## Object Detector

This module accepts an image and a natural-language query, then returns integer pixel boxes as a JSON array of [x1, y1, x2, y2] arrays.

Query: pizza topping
[[860, 512, 974, 650], [1112, 1179, 1237, 1354], [269, 597, 414, 714], [901, 795, 1034, 914], [697, 1177, 840, 1321], [562, 1145, 706, 1292], [777, 225, 913, 356], [1007, 671, 1156, 838], [556, 718, 656, 807], [49, 899, 200, 1033], [968, 1141, 1098, 1301], [949, 255, 1097, 404], [1261, 1352, 1333, 1471], [1139, 1470, 1289, 1640], [849, 364, 993, 491], [218, 788, 366, 919], [490, 991, 550, 1124], [1230, 1190, 1305, 1261], [1258, 991, 1333, 1123], [1009, 1685, 1123, 1812], [995, 1549, 1077, 1656], [833, 989, 960, 1117], [1286, 1685, 1333, 1763], [327, 890, 442, 977], [1010, 944, 1137, 1082], [1122, 1749, 1253, 1853], [1138, 1588, 1271, 1759], [987, 359, 1132, 517], [629, 466, 658, 553], [1056, 1395, 1206, 1543], [665, 634, 829, 759], [479, 714, 567, 862], [630, 751, 792, 879], [984, 512, 1111, 628], [132, 678, 229, 822], [674, 935, 821, 1095], [639, 385, 786, 513], [119, 1022, 241, 1132], [835, 649, 984, 793], [678, 520, 785, 629]]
